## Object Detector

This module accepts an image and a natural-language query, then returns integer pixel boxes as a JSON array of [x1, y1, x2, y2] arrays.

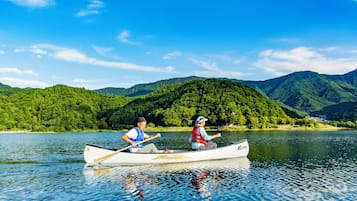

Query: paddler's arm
[[209, 133, 221, 140], [144, 133, 161, 139], [122, 134, 137, 146]]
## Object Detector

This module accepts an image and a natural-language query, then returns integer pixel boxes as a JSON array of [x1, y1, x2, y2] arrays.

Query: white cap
[[196, 116, 208, 124]]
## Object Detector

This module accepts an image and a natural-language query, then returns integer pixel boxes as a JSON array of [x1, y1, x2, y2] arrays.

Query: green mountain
[[0, 85, 131, 131], [311, 101, 357, 121], [96, 69, 357, 118], [242, 70, 357, 113], [0, 82, 33, 96], [95, 76, 203, 97], [1, 69, 356, 131], [109, 79, 292, 129]]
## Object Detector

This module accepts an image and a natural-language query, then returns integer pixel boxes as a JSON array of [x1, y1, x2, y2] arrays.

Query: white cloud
[[92, 45, 121, 59], [211, 53, 243, 65], [255, 46, 357, 75], [72, 80, 134, 90], [92, 45, 112, 56], [8, 0, 54, 7], [117, 30, 140, 45], [190, 58, 219, 71], [162, 51, 182, 60], [318, 47, 337, 52], [190, 58, 246, 78], [0, 50, 4, 55], [28, 44, 174, 73], [76, 0, 104, 17], [0, 77, 48, 88], [14, 46, 48, 57], [0, 67, 38, 76]]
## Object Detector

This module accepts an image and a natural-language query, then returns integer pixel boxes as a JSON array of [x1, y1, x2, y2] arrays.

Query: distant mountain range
[[0, 83, 33, 96], [95, 76, 204, 97], [1, 69, 356, 122], [95, 69, 356, 120], [243, 70, 356, 113]]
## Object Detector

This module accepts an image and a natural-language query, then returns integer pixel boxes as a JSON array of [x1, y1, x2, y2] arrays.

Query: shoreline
[[0, 125, 351, 134]]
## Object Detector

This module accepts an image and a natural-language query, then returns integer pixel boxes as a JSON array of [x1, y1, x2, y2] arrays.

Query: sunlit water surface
[[1, 131, 356, 200]]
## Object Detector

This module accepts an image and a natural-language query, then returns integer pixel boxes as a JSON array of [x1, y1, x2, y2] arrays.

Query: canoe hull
[[84, 139, 249, 166]]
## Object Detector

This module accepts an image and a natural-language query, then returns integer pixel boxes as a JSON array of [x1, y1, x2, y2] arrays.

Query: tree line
[[2, 79, 340, 132], [109, 79, 296, 129], [0, 85, 130, 132]]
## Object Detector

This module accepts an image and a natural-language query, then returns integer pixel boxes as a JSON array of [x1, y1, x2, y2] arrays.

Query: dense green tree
[[0, 85, 130, 131], [110, 79, 292, 129]]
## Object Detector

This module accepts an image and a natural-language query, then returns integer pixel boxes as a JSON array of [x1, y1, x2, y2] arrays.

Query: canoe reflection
[[123, 172, 153, 201], [191, 169, 211, 198], [83, 157, 250, 200]]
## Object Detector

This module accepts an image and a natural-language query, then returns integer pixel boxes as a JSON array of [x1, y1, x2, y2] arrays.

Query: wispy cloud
[[0, 50, 5, 55], [0, 77, 48, 88], [71, 79, 134, 90], [0, 67, 38, 76], [8, 0, 54, 7], [255, 46, 357, 75], [18, 43, 174, 73], [92, 45, 120, 59], [190, 57, 246, 78], [117, 30, 140, 45], [76, 0, 104, 17], [190, 58, 219, 71], [162, 51, 182, 60], [210, 53, 243, 65]]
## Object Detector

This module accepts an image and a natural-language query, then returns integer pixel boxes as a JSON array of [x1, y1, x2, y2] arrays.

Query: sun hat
[[196, 116, 208, 124]]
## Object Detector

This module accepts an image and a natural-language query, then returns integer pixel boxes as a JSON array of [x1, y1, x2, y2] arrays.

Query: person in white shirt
[[122, 117, 161, 153]]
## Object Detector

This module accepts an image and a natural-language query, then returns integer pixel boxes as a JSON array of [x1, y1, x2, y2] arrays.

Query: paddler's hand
[[216, 133, 221, 138], [154, 133, 161, 138]]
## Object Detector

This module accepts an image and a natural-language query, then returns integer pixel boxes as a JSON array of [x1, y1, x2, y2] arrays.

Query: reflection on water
[[0, 131, 357, 200], [83, 158, 251, 200]]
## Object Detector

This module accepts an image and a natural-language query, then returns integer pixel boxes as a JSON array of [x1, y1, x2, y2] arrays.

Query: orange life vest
[[191, 126, 207, 144]]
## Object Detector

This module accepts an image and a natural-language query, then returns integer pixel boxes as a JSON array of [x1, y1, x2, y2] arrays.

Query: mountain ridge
[[1, 69, 356, 122]]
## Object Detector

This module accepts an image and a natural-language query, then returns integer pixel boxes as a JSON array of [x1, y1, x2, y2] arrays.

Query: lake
[[1, 130, 356, 200]]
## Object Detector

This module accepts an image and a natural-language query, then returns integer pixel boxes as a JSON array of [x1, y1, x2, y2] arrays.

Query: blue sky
[[1, 0, 357, 89]]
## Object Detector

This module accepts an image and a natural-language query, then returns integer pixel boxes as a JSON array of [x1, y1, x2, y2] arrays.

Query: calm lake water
[[1, 130, 356, 200]]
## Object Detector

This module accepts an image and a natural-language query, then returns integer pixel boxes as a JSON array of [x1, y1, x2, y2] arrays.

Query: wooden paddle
[[94, 135, 160, 163]]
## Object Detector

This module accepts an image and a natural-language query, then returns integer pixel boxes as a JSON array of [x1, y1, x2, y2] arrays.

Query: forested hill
[[95, 69, 356, 117], [0, 82, 33, 96], [311, 102, 357, 121], [0, 85, 131, 131], [242, 69, 357, 113], [95, 76, 203, 97], [109, 79, 293, 129]]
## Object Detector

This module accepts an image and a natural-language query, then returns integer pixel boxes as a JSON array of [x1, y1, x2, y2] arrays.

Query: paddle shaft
[[94, 135, 160, 163]]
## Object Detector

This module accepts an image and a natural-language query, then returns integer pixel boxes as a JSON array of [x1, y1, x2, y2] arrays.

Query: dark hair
[[136, 117, 147, 123]]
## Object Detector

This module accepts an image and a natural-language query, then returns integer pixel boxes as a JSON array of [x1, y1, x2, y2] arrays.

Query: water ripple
[[1, 131, 356, 200]]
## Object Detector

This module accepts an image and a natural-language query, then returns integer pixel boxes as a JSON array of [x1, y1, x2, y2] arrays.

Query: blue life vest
[[129, 127, 145, 148]]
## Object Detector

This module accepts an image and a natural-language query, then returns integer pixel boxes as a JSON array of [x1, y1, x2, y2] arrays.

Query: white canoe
[[84, 139, 249, 166]]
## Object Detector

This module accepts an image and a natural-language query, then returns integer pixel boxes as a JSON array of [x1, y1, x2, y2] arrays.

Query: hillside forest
[[0, 70, 356, 132]]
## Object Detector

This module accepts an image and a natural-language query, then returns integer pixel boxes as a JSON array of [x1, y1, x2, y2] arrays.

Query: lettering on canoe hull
[[153, 154, 189, 160], [237, 145, 248, 151]]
